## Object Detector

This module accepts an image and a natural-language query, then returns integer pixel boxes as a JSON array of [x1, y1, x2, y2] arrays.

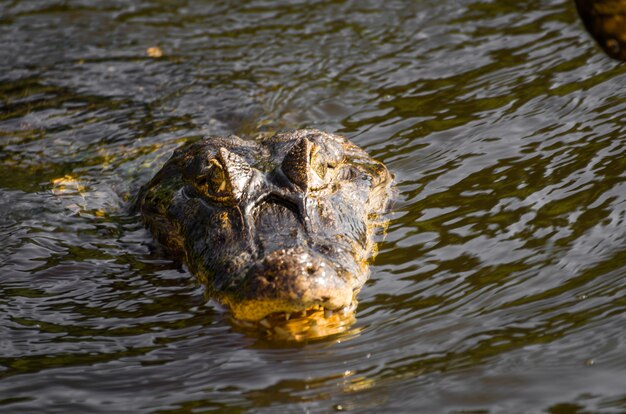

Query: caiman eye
[[282, 138, 339, 192], [199, 158, 231, 199], [310, 149, 329, 181], [196, 147, 252, 203]]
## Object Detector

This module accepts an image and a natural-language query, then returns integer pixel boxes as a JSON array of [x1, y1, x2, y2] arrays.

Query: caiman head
[[575, 0, 626, 61], [136, 129, 392, 339]]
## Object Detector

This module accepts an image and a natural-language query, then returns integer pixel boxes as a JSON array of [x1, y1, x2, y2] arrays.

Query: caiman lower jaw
[[223, 299, 359, 341]]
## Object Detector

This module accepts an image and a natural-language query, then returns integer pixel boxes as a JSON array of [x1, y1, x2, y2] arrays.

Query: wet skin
[[575, 0, 626, 61], [135, 129, 392, 336]]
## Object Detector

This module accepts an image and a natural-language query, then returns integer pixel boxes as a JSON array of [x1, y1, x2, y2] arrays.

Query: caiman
[[575, 0, 626, 61], [135, 129, 392, 339]]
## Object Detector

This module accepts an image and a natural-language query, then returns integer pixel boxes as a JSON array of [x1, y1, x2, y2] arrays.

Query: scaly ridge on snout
[[136, 129, 392, 339]]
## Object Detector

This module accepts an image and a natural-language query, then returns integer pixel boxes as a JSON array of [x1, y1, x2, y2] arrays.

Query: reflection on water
[[1, 0, 625, 412]]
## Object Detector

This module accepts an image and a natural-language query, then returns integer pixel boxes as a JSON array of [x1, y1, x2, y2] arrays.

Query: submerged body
[[576, 0, 626, 60], [136, 129, 392, 338]]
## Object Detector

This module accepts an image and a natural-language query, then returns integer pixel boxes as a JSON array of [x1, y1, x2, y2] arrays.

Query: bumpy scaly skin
[[576, 0, 626, 61], [136, 129, 392, 322]]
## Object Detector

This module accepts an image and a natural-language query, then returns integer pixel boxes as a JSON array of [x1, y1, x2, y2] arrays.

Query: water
[[1, 0, 625, 412]]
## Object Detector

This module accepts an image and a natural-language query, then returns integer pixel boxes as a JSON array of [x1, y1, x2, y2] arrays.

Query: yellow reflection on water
[[51, 175, 85, 196]]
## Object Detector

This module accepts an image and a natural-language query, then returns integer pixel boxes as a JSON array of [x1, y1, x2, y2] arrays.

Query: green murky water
[[1, 1, 625, 412]]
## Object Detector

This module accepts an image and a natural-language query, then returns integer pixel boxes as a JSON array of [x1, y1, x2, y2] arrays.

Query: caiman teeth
[[229, 303, 358, 341], [274, 325, 289, 337]]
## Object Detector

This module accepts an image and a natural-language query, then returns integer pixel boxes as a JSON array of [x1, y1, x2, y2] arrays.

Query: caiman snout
[[227, 247, 355, 321]]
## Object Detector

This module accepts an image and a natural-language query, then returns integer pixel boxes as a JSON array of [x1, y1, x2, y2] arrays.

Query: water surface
[[1, 0, 625, 412]]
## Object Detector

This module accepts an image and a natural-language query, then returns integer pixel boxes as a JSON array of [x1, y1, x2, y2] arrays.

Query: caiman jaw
[[219, 247, 363, 340], [222, 292, 359, 322], [225, 300, 359, 341]]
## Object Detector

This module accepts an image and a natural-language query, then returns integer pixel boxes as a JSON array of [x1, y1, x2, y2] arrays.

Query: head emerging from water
[[136, 129, 392, 340], [575, 0, 626, 61]]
